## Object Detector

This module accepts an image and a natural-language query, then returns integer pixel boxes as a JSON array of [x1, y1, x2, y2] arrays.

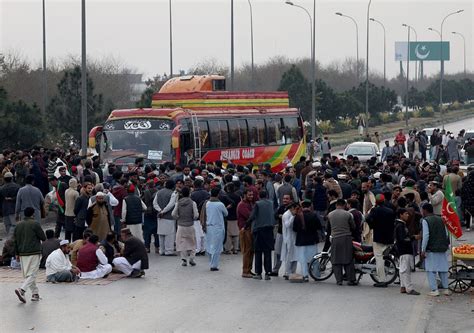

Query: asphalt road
[[1, 228, 473, 333]]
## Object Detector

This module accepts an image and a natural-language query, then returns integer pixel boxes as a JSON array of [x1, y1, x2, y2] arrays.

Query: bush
[[318, 120, 333, 134], [448, 101, 461, 111], [418, 107, 435, 117], [332, 119, 353, 133]]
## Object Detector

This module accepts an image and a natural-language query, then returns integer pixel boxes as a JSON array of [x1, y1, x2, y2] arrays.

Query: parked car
[[340, 142, 380, 163], [460, 129, 474, 164], [422, 127, 436, 148]]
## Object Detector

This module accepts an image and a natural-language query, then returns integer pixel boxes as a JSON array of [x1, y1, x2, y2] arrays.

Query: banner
[[441, 179, 463, 238], [395, 41, 450, 61]]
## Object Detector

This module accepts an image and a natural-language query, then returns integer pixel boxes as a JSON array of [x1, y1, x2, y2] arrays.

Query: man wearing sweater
[[14, 207, 46, 303]]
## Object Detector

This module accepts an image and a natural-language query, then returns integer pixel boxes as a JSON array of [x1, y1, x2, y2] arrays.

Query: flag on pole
[[56, 182, 65, 215], [441, 179, 463, 238]]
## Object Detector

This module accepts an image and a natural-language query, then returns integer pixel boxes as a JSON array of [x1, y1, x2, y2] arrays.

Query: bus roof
[[159, 74, 226, 93], [106, 107, 299, 122], [152, 91, 290, 110]]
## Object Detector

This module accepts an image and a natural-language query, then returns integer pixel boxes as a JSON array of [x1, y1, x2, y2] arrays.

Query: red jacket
[[237, 200, 254, 229], [111, 185, 127, 217], [395, 133, 406, 144]]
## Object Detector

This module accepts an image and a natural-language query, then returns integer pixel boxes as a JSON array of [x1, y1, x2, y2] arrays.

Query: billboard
[[395, 41, 450, 61]]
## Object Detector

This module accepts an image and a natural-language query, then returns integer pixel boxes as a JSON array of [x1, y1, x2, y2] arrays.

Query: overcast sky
[[1, 0, 472, 80]]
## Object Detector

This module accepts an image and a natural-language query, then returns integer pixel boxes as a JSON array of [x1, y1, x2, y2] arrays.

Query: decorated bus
[[89, 75, 306, 171]]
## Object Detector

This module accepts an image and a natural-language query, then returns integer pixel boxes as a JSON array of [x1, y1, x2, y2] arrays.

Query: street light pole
[[285, 0, 316, 139], [248, 0, 255, 90], [452, 31, 466, 77], [81, 0, 87, 156], [169, 0, 173, 78], [230, 0, 234, 91], [370, 17, 386, 86], [42, 0, 47, 114], [365, 0, 372, 135], [408, 26, 418, 85], [402, 24, 411, 128], [440, 9, 464, 130], [336, 12, 359, 82]]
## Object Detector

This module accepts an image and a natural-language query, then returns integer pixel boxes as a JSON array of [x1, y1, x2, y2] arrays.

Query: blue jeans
[[427, 271, 448, 291]]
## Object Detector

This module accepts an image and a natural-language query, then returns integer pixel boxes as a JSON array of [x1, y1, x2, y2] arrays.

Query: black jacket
[[124, 236, 149, 269], [394, 219, 413, 255], [293, 211, 322, 246], [366, 205, 395, 244]]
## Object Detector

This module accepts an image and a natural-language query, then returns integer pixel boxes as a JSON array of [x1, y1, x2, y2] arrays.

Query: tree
[[47, 66, 105, 142], [314, 79, 340, 121], [0, 87, 44, 148], [136, 74, 167, 108], [278, 65, 311, 120]]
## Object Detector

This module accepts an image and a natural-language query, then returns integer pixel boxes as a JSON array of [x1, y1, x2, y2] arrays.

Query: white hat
[[287, 162, 293, 167], [195, 175, 204, 181], [312, 161, 321, 168], [232, 175, 239, 182], [96, 191, 105, 197], [60, 240, 69, 246], [373, 172, 381, 179]]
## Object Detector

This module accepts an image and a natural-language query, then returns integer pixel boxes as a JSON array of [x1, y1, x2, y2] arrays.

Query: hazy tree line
[[0, 51, 472, 148]]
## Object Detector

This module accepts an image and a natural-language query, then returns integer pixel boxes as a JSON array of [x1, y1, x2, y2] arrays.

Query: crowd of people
[[1, 129, 474, 303]]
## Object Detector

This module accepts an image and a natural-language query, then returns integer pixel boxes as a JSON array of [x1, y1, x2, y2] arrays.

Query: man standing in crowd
[[87, 192, 113, 241], [154, 180, 177, 256], [324, 199, 357, 286], [122, 184, 147, 241], [395, 208, 420, 295], [366, 194, 395, 287], [420, 203, 451, 296], [237, 189, 255, 278], [248, 190, 276, 280], [202, 187, 228, 271], [16, 175, 44, 223], [0, 171, 20, 236], [14, 207, 46, 303], [73, 182, 93, 241]]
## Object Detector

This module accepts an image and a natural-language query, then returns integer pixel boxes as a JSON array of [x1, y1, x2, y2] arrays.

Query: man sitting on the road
[[70, 228, 93, 266], [39, 229, 60, 269], [112, 228, 149, 278], [76, 234, 112, 279], [45, 240, 80, 283]]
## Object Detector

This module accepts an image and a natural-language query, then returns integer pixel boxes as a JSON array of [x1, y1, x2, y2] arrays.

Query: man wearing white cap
[[45, 240, 80, 283]]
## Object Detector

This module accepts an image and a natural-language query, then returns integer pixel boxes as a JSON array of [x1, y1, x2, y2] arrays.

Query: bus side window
[[239, 119, 249, 146], [248, 119, 265, 146], [208, 120, 220, 148], [283, 117, 301, 143], [198, 120, 210, 149], [265, 118, 283, 145], [228, 120, 240, 147], [219, 120, 229, 148]]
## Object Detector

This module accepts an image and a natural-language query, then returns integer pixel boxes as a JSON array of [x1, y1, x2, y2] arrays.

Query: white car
[[340, 142, 380, 163], [460, 129, 474, 164]]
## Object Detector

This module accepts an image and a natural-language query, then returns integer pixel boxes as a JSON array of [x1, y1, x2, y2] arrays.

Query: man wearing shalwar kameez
[[421, 203, 451, 296], [203, 188, 228, 271], [153, 180, 177, 255]]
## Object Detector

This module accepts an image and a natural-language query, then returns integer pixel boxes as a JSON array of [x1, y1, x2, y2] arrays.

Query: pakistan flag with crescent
[[442, 179, 463, 238]]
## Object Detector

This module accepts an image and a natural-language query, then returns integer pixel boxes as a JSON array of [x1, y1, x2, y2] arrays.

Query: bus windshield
[[102, 130, 172, 162]]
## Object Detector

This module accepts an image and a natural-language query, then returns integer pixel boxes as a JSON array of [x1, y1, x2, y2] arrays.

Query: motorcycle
[[309, 241, 398, 284]]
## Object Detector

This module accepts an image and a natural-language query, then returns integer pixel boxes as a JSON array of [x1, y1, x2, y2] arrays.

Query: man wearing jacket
[[14, 207, 46, 303], [73, 182, 93, 241], [366, 194, 395, 287], [395, 208, 420, 295]]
